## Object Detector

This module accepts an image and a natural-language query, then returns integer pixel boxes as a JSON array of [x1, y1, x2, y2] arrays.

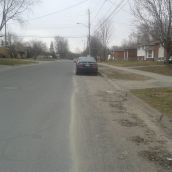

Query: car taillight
[[78, 63, 83, 67], [92, 64, 97, 68]]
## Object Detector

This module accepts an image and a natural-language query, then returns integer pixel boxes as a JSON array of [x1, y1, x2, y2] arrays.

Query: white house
[[137, 42, 166, 61]]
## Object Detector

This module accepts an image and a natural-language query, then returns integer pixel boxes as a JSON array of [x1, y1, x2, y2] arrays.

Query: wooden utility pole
[[88, 9, 91, 56], [4, 0, 7, 47]]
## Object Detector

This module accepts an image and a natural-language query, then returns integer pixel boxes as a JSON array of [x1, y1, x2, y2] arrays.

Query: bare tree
[[90, 35, 103, 58], [132, 0, 172, 59], [82, 35, 103, 58], [137, 23, 153, 45], [6, 32, 24, 58], [121, 32, 138, 48], [49, 41, 56, 58], [95, 18, 112, 60], [54, 36, 69, 59], [7, 32, 22, 46], [0, 0, 36, 31], [29, 40, 47, 59]]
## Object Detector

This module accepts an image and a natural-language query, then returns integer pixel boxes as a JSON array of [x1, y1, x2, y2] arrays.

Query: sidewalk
[[99, 63, 172, 81], [99, 63, 172, 90]]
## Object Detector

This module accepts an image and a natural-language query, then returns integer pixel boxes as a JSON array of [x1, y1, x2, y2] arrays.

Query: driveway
[[99, 63, 172, 90]]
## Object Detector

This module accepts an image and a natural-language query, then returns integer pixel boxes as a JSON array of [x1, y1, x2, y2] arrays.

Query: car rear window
[[78, 57, 96, 63]]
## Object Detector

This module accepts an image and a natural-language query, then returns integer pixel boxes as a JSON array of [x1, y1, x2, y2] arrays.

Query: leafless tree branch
[[0, 0, 36, 31], [132, 0, 172, 59]]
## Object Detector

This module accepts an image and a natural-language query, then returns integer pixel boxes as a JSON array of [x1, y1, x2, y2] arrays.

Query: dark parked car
[[74, 56, 98, 75]]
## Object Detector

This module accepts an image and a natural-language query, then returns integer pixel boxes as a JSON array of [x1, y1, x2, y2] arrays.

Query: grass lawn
[[105, 60, 163, 67], [135, 65, 172, 76], [0, 58, 35, 66], [132, 88, 172, 118], [99, 66, 149, 80]]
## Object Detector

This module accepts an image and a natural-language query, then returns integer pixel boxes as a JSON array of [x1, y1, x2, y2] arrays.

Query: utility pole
[[76, 9, 91, 55], [4, 0, 7, 47], [5, 19, 7, 47], [88, 9, 91, 56]]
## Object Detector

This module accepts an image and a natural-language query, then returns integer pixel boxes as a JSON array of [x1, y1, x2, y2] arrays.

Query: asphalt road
[[0, 61, 74, 172]]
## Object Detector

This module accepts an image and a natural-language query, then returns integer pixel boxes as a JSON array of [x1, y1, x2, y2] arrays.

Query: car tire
[[94, 71, 98, 76], [75, 68, 79, 75]]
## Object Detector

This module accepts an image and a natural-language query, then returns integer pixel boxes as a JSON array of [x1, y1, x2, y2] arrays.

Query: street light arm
[[76, 22, 88, 28]]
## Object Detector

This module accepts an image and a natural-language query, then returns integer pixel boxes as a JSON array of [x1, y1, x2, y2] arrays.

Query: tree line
[[1, 0, 172, 60], [1, 33, 75, 59]]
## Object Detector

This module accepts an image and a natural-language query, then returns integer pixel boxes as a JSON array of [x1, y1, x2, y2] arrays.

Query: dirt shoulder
[[99, 63, 172, 134], [96, 63, 172, 170], [72, 71, 172, 172]]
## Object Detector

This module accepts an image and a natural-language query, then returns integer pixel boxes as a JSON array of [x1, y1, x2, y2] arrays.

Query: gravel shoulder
[[99, 63, 172, 135], [71, 72, 172, 172]]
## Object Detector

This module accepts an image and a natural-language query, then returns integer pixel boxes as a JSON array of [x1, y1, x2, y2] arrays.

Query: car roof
[[78, 56, 96, 62]]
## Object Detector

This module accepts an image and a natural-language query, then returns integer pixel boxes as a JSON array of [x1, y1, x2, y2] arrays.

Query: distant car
[[74, 56, 98, 75], [164, 57, 172, 64], [73, 58, 78, 63], [168, 57, 172, 64]]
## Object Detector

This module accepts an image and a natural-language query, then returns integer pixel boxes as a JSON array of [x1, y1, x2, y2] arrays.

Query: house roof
[[138, 40, 161, 47], [112, 47, 137, 52], [112, 49, 124, 52]]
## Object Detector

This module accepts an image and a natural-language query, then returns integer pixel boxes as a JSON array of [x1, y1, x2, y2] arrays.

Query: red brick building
[[112, 48, 137, 61]]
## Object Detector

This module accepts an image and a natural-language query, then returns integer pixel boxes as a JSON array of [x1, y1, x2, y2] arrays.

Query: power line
[[15, 35, 86, 39], [94, 0, 127, 32], [91, 0, 112, 27], [104, 0, 126, 21], [107, 0, 130, 14], [18, 0, 89, 23], [107, 0, 115, 5], [112, 0, 128, 15], [94, 0, 107, 18]]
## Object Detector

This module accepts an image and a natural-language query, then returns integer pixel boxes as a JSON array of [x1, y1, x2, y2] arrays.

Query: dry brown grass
[[99, 66, 149, 80], [104, 60, 163, 67], [132, 88, 172, 118], [135, 65, 172, 76], [0, 58, 35, 66]]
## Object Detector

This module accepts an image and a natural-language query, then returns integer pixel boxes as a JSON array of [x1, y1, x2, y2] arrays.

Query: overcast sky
[[7, 0, 136, 52]]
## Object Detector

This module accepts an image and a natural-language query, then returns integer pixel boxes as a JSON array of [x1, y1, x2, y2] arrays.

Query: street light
[[76, 9, 91, 56], [76, 22, 88, 28]]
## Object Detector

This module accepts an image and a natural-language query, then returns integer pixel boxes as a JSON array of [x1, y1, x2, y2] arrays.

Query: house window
[[148, 50, 153, 58]]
